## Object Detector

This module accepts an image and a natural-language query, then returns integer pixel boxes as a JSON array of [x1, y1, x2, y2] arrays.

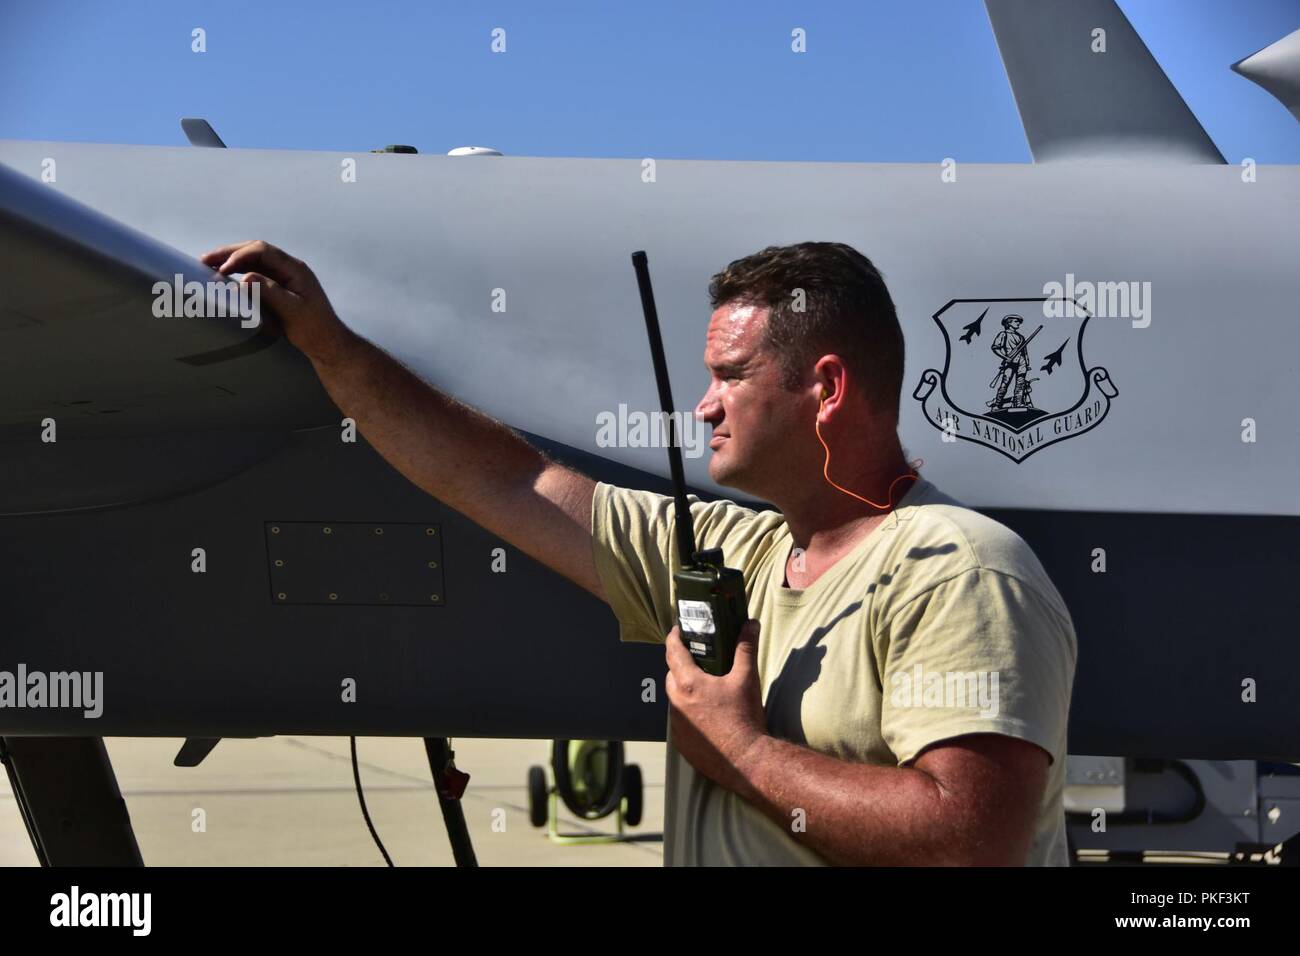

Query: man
[[201, 239, 1077, 866]]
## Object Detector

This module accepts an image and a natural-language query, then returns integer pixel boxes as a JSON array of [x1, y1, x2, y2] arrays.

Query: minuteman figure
[[989, 313, 1030, 409]]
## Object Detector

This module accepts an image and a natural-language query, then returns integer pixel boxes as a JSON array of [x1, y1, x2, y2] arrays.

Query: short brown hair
[[707, 242, 905, 420]]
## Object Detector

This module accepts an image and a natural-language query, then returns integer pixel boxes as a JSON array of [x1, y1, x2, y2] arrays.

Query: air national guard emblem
[[912, 298, 1119, 463]]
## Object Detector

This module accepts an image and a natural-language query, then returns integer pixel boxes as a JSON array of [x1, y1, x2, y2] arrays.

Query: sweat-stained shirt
[[589, 475, 1077, 866]]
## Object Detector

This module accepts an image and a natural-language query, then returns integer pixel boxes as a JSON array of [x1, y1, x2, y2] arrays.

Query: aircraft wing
[[0, 160, 334, 441], [0, 159, 337, 514]]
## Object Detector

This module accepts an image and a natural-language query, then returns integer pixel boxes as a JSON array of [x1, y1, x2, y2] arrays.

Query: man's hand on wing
[[200, 239, 355, 364], [664, 619, 767, 795]]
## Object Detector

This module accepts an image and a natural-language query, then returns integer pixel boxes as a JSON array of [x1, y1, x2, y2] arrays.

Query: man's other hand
[[665, 619, 767, 795]]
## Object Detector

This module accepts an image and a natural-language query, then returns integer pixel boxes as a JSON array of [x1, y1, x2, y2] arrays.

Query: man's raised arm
[[201, 240, 605, 602]]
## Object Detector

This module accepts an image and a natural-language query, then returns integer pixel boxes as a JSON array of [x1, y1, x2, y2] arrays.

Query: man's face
[[1008, 317, 1022, 331], [695, 301, 808, 496]]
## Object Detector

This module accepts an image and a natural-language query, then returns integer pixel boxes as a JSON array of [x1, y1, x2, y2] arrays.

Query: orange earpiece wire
[[815, 404, 922, 510]]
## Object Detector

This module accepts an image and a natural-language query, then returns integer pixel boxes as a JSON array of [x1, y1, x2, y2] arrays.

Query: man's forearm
[[308, 331, 548, 519], [732, 734, 964, 866]]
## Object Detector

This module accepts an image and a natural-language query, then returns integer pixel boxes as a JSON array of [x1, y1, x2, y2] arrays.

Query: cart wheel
[[622, 763, 643, 827], [527, 765, 548, 827]]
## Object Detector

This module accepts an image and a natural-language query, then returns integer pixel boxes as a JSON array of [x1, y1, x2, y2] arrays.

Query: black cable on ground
[[350, 736, 394, 867]]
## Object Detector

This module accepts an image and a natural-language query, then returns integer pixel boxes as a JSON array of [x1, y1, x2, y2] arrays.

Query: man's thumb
[[733, 619, 761, 666]]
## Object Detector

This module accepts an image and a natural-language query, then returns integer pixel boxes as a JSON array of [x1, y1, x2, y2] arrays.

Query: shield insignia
[[912, 297, 1118, 463]]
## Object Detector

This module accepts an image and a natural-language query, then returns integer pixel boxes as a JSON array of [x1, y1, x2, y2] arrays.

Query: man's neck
[[778, 446, 915, 547]]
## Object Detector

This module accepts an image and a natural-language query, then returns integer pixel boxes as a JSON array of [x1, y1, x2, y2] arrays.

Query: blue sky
[[2, 0, 1296, 163]]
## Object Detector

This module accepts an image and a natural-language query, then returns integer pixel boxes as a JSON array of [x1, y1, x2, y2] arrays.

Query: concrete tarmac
[[0, 736, 666, 866]]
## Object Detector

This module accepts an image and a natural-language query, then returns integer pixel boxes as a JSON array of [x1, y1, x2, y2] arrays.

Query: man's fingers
[[215, 242, 294, 279], [241, 271, 295, 315], [199, 241, 257, 266], [201, 241, 304, 291]]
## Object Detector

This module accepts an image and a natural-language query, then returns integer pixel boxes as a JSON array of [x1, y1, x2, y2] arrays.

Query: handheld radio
[[631, 251, 749, 676]]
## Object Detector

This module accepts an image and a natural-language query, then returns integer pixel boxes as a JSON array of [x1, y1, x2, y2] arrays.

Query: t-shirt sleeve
[[589, 481, 761, 645], [876, 567, 1077, 767]]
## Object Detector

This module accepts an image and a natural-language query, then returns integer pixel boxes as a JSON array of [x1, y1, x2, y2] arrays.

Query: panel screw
[[277, 592, 287, 600], [379, 593, 389, 601], [324, 527, 333, 535], [271, 526, 280, 534], [329, 592, 338, 601], [374, 527, 384, 535], [274, 559, 284, 567], [430, 594, 440, 601], [428, 561, 438, 569], [426, 528, 436, 535]]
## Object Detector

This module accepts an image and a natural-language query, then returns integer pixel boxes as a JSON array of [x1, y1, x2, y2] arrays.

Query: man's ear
[[813, 355, 847, 408]]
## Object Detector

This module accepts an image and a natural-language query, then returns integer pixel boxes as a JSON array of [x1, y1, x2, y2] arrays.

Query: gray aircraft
[[1, 0, 1298, 865]]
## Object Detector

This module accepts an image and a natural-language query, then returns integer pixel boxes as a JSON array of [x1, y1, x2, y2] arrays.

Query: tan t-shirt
[[590, 476, 1077, 866]]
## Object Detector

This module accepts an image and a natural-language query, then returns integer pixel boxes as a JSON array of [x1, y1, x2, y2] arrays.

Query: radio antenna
[[631, 251, 696, 568]]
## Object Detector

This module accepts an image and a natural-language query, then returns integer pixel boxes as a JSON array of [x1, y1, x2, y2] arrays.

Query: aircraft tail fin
[[984, 0, 1226, 163]]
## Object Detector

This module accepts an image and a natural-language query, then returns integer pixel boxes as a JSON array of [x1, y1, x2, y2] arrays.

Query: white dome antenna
[[447, 146, 503, 157]]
